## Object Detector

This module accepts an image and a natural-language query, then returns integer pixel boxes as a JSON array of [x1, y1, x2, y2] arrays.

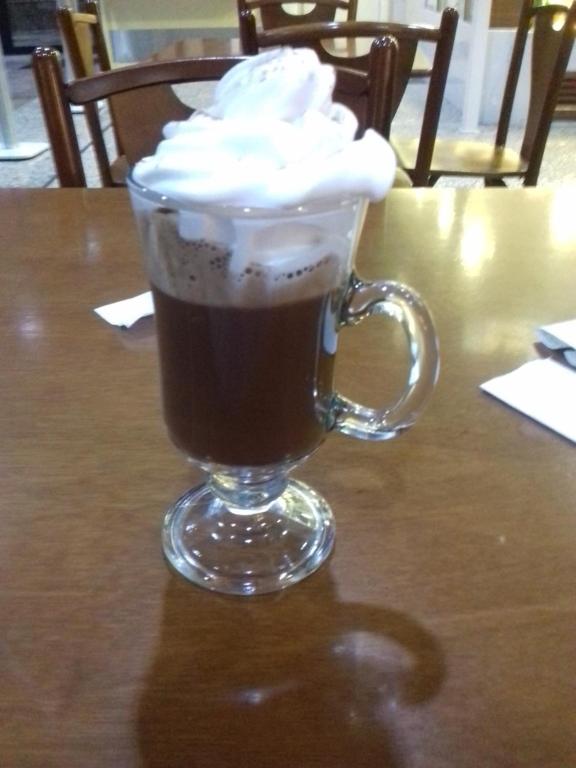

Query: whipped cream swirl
[[132, 47, 396, 207]]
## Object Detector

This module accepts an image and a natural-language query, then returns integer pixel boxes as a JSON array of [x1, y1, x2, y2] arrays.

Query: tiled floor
[[1, 52, 576, 188]]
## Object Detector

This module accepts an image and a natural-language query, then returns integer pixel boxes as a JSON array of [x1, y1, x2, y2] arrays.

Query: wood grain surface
[[1, 187, 575, 768]]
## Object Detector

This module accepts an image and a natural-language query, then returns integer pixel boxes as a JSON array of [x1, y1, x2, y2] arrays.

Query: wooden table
[[1, 187, 575, 767]]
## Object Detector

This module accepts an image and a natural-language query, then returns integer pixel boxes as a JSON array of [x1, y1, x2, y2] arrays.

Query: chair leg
[[428, 174, 441, 186], [484, 177, 507, 187], [522, 174, 538, 187]]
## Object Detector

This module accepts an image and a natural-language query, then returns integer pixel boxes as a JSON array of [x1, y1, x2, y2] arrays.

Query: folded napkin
[[94, 291, 153, 328], [480, 318, 576, 443], [481, 359, 576, 443], [536, 319, 576, 368]]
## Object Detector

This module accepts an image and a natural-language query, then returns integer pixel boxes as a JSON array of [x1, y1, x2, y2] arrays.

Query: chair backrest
[[33, 48, 247, 187], [240, 9, 458, 185], [56, 1, 112, 78], [495, 0, 576, 185], [237, 0, 357, 30], [56, 1, 121, 186], [32, 42, 397, 188]]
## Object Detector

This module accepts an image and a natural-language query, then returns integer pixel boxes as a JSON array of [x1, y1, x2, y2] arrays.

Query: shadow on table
[[138, 569, 445, 767]]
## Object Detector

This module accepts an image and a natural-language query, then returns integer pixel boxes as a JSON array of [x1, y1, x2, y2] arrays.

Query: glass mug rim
[[126, 171, 363, 220]]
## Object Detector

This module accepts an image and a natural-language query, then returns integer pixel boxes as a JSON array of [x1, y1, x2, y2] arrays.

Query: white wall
[[482, 27, 576, 125], [100, 0, 576, 120], [102, 0, 389, 29], [101, 0, 390, 61], [357, 0, 387, 19], [388, 0, 576, 128], [388, 0, 489, 129], [100, 0, 238, 61], [100, 0, 236, 30]]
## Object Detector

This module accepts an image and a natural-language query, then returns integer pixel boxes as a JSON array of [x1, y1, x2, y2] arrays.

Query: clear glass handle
[[332, 276, 440, 441]]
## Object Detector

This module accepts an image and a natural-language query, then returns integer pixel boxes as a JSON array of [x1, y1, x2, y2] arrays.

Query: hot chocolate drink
[[143, 207, 349, 466], [153, 288, 337, 466]]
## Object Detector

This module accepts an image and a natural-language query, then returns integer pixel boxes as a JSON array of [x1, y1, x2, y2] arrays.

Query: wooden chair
[[56, 1, 126, 186], [240, 9, 459, 186], [56, 1, 112, 78], [415, 0, 576, 186], [32, 40, 397, 188], [237, 0, 357, 31]]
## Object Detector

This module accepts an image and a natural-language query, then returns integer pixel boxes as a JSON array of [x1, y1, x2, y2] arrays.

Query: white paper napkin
[[480, 358, 576, 443], [94, 291, 154, 328]]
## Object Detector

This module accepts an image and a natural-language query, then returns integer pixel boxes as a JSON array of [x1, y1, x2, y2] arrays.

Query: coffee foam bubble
[[139, 208, 350, 308]]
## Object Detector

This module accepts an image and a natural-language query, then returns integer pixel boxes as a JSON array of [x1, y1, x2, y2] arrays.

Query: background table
[[1, 187, 575, 767]]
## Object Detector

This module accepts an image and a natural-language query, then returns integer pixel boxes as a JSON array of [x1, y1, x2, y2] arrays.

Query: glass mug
[[128, 176, 439, 595]]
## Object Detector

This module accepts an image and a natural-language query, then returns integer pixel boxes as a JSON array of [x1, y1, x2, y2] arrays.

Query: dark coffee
[[152, 284, 338, 466]]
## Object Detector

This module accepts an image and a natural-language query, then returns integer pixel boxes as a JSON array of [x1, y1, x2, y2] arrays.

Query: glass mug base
[[162, 477, 335, 596]]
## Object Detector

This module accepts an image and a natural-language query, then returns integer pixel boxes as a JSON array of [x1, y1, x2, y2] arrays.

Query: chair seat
[[393, 137, 529, 178]]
